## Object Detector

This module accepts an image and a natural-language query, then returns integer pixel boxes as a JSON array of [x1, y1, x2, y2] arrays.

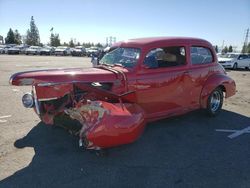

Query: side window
[[191, 46, 213, 65], [143, 46, 186, 68], [239, 55, 247, 60]]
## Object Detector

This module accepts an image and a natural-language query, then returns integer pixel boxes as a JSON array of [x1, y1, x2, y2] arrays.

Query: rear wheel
[[206, 87, 223, 116]]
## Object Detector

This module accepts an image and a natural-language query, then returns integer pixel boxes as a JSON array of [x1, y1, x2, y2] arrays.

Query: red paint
[[10, 37, 236, 149]]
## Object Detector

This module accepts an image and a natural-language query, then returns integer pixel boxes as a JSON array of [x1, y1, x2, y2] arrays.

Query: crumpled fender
[[66, 100, 146, 149], [200, 74, 236, 108]]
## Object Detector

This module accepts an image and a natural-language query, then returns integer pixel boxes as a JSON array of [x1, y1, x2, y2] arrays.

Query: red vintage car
[[10, 37, 236, 150]]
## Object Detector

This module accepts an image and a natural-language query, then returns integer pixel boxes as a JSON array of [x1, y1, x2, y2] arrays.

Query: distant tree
[[5, 28, 15, 44], [63, 42, 68, 46], [50, 33, 60, 47], [222, 46, 228, 53], [214, 45, 218, 53], [95, 43, 103, 48], [14, 30, 22, 44], [83, 42, 90, 48], [241, 43, 250, 53], [69, 39, 74, 47], [26, 16, 40, 45], [228, 45, 233, 52], [76, 42, 81, 46]]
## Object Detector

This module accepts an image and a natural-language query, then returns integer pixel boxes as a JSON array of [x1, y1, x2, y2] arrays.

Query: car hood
[[218, 57, 234, 62], [55, 49, 65, 52], [9, 47, 20, 50], [9, 67, 120, 86], [26, 49, 37, 51], [74, 49, 82, 52]]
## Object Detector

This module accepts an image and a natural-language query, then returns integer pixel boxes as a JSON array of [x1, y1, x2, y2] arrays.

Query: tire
[[233, 63, 237, 70], [206, 87, 223, 116]]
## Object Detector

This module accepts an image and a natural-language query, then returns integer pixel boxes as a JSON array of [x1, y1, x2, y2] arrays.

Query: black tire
[[233, 63, 237, 70], [206, 87, 223, 116]]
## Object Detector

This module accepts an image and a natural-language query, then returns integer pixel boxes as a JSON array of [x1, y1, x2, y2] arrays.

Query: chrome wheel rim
[[210, 91, 221, 112]]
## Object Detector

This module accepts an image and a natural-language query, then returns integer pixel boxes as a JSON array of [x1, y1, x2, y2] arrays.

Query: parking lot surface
[[0, 55, 249, 188]]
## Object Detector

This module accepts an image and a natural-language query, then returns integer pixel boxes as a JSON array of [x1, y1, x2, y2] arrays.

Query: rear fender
[[200, 74, 236, 108]]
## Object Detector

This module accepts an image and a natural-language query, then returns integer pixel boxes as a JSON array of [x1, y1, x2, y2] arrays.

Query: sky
[[0, 0, 249, 50]]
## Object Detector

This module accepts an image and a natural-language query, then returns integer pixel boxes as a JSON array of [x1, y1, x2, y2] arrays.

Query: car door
[[136, 45, 192, 119], [238, 54, 249, 68], [188, 45, 215, 106]]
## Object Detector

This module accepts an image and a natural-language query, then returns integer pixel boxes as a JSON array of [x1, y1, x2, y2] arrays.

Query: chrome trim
[[38, 97, 58, 101], [32, 86, 40, 115], [37, 80, 117, 87]]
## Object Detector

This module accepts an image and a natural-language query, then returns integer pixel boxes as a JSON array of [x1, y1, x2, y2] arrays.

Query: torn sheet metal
[[65, 100, 146, 149]]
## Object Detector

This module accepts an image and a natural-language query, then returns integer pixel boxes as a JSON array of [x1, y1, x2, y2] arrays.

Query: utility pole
[[242, 28, 249, 53]]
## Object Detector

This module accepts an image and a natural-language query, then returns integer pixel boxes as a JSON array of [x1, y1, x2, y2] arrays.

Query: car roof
[[113, 37, 211, 48]]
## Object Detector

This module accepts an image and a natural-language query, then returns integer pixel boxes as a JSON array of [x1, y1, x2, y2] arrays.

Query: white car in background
[[25, 46, 42, 55], [54, 46, 71, 56], [218, 53, 250, 69]]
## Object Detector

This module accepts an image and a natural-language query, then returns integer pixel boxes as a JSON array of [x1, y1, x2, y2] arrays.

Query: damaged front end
[[20, 82, 146, 150]]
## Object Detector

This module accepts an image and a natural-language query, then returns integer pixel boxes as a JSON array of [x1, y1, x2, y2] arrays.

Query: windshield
[[100, 47, 140, 68], [221, 54, 238, 58]]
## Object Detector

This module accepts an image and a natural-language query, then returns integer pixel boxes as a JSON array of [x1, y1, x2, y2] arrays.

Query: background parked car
[[25, 46, 42, 55], [7, 45, 21, 54], [39, 46, 55, 55], [71, 46, 86, 56], [3, 44, 16, 54], [54, 46, 71, 56], [218, 53, 250, 69], [0, 45, 5, 54], [86, 46, 99, 57]]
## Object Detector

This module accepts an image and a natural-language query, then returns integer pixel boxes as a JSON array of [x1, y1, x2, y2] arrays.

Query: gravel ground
[[0, 55, 249, 188]]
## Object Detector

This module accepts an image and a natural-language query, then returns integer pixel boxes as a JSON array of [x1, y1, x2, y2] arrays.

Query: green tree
[[222, 46, 228, 53], [228, 45, 233, 52], [63, 42, 68, 46], [5, 28, 15, 44], [14, 29, 22, 44], [26, 16, 40, 45], [95, 43, 103, 48], [241, 43, 250, 53], [69, 39, 75, 47], [50, 33, 60, 47]]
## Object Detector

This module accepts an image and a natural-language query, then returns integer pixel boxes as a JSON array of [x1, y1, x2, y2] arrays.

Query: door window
[[191, 46, 213, 65], [144, 46, 186, 68]]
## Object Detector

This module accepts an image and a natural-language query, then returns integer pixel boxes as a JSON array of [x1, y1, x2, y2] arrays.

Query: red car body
[[10, 37, 236, 150]]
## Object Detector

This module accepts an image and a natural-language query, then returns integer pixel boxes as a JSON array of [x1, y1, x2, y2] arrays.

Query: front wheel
[[206, 87, 223, 116]]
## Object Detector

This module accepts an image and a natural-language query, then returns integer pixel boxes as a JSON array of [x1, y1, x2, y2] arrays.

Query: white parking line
[[12, 88, 20, 92], [0, 120, 7, 123], [0, 115, 12, 119], [215, 126, 250, 139]]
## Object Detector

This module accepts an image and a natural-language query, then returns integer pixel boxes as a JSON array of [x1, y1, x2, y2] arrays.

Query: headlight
[[22, 93, 34, 108]]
